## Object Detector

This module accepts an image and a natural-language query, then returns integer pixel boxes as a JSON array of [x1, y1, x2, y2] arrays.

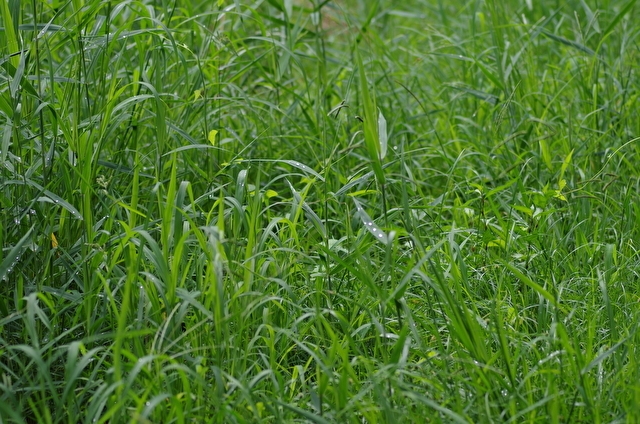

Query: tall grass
[[1, 0, 639, 422]]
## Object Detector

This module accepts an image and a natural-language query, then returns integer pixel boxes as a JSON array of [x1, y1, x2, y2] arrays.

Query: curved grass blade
[[239, 159, 325, 182], [541, 29, 596, 56], [352, 197, 389, 245]]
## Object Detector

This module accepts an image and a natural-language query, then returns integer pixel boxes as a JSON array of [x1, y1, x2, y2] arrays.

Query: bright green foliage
[[1, 0, 640, 422]]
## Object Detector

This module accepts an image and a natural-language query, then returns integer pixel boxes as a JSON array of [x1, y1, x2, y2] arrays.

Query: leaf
[[335, 170, 375, 197], [274, 400, 331, 424], [541, 29, 596, 56], [234, 159, 325, 182], [208, 129, 218, 145], [1, 116, 11, 164], [38, 190, 83, 219], [355, 48, 385, 185], [0, 0, 19, 68], [602, 0, 637, 38], [539, 138, 552, 170], [486, 179, 517, 197], [0, 225, 34, 282], [235, 169, 247, 201], [284, 0, 292, 18], [511, 205, 534, 216], [280, 160, 325, 181], [501, 260, 564, 311], [389, 326, 410, 364], [580, 0, 600, 33], [582, 337, 626, 374], [474, 60, 504, 91], [378, 108, 388, 159], [447, 83, 499, 105], [352, 197, 390, 245], [554, 179, 567, 201], [3, 179, 83, 220], [327, 100, 347, 118], [559, 149, 573, 182], [287, 180, 326, 238], [346, 189, 378, 197]]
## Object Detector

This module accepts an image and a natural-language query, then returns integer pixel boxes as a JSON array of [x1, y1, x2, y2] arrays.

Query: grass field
[[1, 0, 640, 422]]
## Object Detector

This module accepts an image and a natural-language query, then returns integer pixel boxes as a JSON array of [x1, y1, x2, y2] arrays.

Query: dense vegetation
[[1, 0, 639, 422]]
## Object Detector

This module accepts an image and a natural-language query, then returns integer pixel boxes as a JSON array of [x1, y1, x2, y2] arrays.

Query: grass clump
[[1, 0, 640, 422]]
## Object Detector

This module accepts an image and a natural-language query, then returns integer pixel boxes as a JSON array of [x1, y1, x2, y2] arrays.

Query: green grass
[[1, 0, 640, 422]]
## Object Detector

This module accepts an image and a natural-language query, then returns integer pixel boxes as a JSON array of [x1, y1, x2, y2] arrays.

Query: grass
[[1, 0, 640, 422]]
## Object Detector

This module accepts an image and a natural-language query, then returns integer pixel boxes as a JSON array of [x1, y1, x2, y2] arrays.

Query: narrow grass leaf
[[353, 197, 389, 245], [38, 191, 83, 219], [539, 138, 553, 170], [1, 116, 11, 164], [389, 326, 410, 365], [3, 179, 83, 219], [475, 60, 505, 91], [0, 225, 33, 282], [447, 83, 499, 105], [486, 178, 517, 197], [378, 108, 387, 159], [501, 260, 563, 311], [0, 0, 19, 67], [335, 163, 393, 197], [356, 48, 385, 185], [602, 0, 637, 37], [559, 149, 573, 182], [401, 391, 469, 423], [274, 400, 332, 424], [280, 160, 325, 181], [236, 159, 325, 182], [541, 29, 596, 56], [581, 337, 626, 374], [335, 170, 375, 197]]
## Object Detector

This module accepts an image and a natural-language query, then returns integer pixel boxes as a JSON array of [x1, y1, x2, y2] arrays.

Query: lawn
[[1, 0, 639, 422]]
